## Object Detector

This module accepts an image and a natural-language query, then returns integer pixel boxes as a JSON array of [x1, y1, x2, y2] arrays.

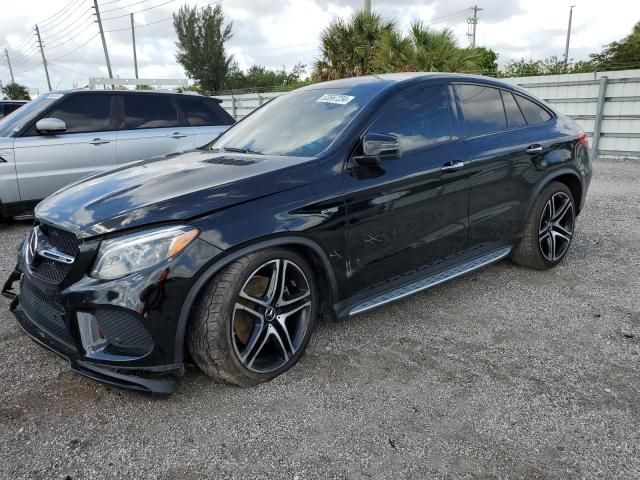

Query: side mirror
[[362, 132, 401, 159], [36, 118, 67, 135]]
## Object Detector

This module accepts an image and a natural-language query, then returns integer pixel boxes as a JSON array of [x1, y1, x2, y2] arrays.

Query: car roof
[[0, 99, 28, 104], [42, 89, 224, 103], [298, 72, 528, 95]]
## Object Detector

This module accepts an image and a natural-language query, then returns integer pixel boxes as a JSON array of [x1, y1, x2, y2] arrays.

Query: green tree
[[590, 21, 640, 70], [501, 55, 594, 77], [471, 46, 498, 75], [173, 4, 233, 91], [374, 22, 479, 73], [1, 82, 30, 100], [224, 63, 307, 90], [312, 11, 395, 81]]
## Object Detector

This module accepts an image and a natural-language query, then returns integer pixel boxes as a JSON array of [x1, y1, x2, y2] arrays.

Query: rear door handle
[[441, 161, 465, 173], [89, 138, 110, 145], [525, 144, 543, 154], [170, 132, 187, 139]]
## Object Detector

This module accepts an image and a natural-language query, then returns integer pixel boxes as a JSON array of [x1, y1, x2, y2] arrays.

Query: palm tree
[[313, 11, 395, 82], [1, 82, 30, 100], [374, 22, 479, 73]]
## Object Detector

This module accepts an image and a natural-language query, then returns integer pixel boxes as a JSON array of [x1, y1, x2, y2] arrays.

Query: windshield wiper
[[222, 146, 264, 155]]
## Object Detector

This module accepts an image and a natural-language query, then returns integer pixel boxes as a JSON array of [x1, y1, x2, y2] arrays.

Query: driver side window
[[369, 85, 452, 153]]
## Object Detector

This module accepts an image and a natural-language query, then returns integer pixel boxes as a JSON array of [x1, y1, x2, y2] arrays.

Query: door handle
[[525, 144, 543, 154], [89, 138, 110, 145], [170, 132, 187, 139], [441, 161, 465, 173]]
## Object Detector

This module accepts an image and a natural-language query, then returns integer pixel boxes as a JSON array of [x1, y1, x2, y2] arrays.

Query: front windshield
[[212, 88, 367, 157], [0, 94, 61, 137]]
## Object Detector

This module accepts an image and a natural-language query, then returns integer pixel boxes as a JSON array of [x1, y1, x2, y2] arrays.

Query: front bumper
[[3, 234, 222, 396]]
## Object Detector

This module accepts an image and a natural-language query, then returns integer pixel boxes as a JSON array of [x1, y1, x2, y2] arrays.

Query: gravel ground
[[1, 158, 639, 480]]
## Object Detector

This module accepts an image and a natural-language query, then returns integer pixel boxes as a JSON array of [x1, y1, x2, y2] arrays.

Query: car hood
[[35, 149, 318, 238]]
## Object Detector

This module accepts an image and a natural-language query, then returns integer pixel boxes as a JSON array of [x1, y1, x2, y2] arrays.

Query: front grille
[[95, 310, 154, 353], [32, 225, 78, 283], [33, 259, 71, 283], [21, 280, 75, 347], [40, 224, 79, 256]]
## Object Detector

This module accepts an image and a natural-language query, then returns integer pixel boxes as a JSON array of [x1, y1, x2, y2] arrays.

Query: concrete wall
[[216, 69, 640, 159]]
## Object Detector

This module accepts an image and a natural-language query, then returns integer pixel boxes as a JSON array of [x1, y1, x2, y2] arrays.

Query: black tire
[[511, 181, 576, 270], [187, 248, 319, 386]]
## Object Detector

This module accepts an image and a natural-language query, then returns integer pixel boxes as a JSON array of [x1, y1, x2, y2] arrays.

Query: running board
[[349, 245, 512, 316]]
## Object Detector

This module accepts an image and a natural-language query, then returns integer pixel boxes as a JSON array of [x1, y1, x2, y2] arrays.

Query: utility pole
[[364, 0, 371, 13], [34, 25, 52, 92], [131, 13, 139, 79], [93, 0, 114, 86], [563, 5, 575, 66], [467, 5, 483, 48], [4, 48, 14, 84]]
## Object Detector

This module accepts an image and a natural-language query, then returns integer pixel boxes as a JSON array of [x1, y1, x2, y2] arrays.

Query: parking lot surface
[[1, 158, 639, 480]]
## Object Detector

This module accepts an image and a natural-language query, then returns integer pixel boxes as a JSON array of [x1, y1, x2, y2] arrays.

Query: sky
[[1, 0, 639, 94]]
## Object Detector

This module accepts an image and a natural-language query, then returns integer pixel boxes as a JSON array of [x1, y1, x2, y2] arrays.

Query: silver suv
[[0, 90, 234, 217]]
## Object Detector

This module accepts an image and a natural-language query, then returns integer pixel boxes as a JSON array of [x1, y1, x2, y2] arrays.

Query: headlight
[[91, 225, 199, 280]]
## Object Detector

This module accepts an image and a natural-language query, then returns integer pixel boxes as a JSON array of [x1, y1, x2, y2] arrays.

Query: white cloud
[[1, 0, 639, 94]]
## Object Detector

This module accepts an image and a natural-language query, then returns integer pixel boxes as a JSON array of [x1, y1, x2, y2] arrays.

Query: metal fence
[[215, 69, 640, 159], [503, 69, 640, 159]]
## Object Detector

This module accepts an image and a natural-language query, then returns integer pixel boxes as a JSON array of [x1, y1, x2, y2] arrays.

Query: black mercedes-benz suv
[[3, 73, 592, 395]]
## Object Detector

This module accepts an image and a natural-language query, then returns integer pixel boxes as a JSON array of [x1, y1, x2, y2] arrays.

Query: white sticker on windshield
[[317, 94, 354, 105], [47, 93, 64, 99]]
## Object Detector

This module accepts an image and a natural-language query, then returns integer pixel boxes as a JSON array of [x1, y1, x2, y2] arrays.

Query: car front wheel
[[511, 181, 576, 270], [187, 248, 318, 386]]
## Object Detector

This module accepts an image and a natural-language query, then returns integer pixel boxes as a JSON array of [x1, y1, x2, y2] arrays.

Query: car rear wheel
[[187, 248, 318, 386], [511, 181, 576, 270]]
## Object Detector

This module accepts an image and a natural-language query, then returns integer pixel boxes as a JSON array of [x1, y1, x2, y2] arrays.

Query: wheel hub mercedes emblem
[[264, 306, 276, 322]]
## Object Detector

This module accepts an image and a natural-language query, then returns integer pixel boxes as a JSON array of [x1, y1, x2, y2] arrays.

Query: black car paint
[[4, 73, 592, 394]]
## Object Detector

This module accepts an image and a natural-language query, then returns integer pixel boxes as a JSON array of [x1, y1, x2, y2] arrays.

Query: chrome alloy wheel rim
[[538, 192, 575, 262], [232, 259, 312, 373]]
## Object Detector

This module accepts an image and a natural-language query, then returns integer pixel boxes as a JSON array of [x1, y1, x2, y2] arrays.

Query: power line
[[49, 33, 100, 61], [101, 0, 175, 21], [104, 0, 224, 32], [101, 0, 151, 14], [46, 21, 97, 50], [39, 0, 89, 29]]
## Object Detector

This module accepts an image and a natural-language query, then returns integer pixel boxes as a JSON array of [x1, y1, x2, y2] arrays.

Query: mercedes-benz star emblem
[[25, 227, 39, 265]]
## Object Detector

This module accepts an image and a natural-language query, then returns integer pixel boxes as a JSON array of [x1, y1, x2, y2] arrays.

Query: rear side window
[[369, 85, 451, 151], [455, 84, 507, 137], [4, 104, 23, 116], [38, 94, 112, 134], [514, 94, 552, 125], [501, 91, 527, 128], [123, 95, 180, 129], [177, 96, 234, 126]]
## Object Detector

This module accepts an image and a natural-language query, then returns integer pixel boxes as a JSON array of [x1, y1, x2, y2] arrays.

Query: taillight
[[578, 130, 589, 147]]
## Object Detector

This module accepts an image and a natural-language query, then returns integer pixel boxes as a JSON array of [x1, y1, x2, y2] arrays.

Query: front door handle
[[441, 161, 465, 173], [89, 138, 110, 145], [525, 144, 543, 154], [170, 132, 187, 139]]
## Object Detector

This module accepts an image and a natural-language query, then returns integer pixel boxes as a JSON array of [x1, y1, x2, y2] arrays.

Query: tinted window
[[213, 89, 366, 157], [502, 91, 527, 128], [369, 85, 451, 151], [123, 94, 180, 129], [0, 95, 58, 137], [456, 84, 507, 137], [515, 94, 552, 125], [4, 104, 23, 116], [178, 96, 234, 126], [40, 94, 112, 134]]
